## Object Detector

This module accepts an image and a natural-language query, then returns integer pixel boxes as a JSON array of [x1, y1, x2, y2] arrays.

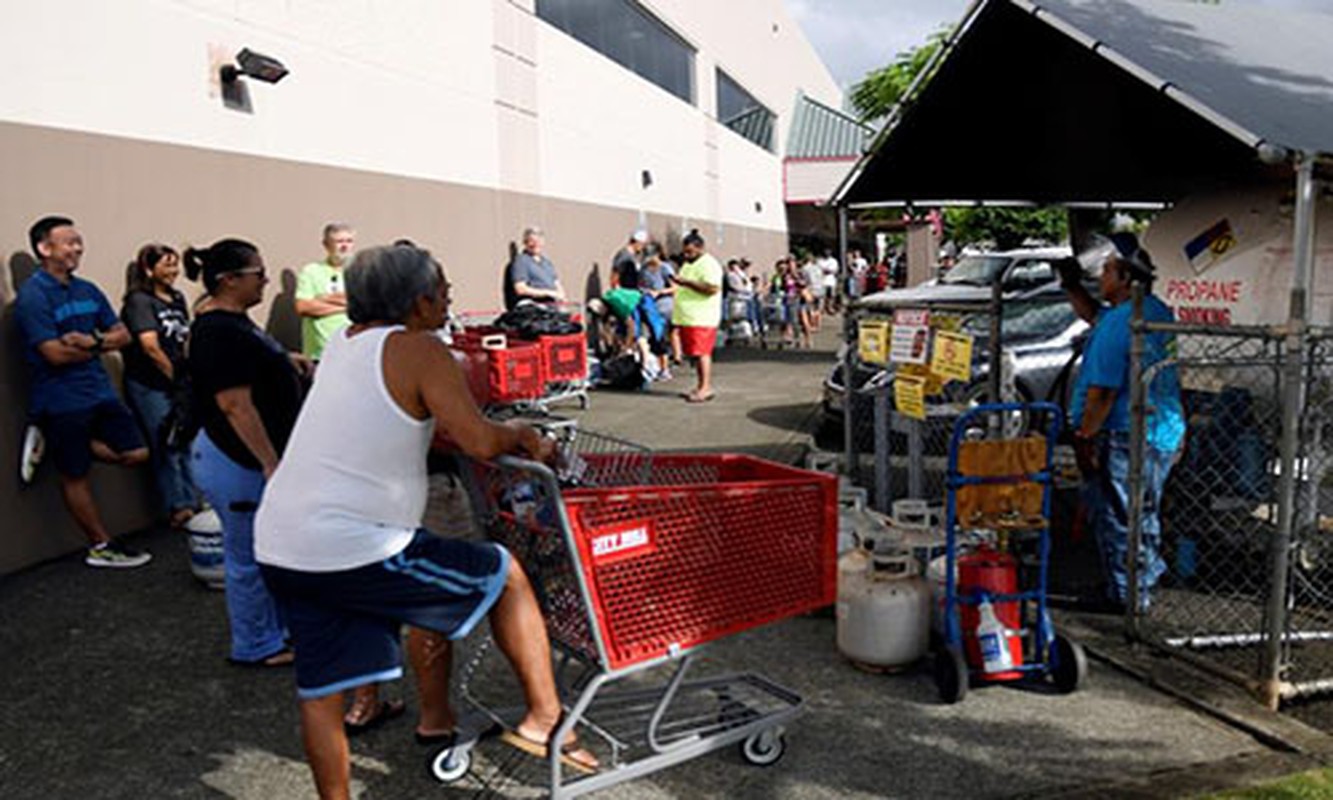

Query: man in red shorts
[[669, 230, 723, 403]]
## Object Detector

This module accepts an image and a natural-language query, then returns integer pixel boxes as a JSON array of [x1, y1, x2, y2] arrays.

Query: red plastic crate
[[451, 337, 544, 404], [537, 332, 588, 384], [563, 454, 838, 670]]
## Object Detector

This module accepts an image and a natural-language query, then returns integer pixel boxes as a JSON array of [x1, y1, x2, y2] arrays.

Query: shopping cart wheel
[[1050, 634, 1087, 694], [934, 646, 969, 704], [427, 746, 472, 784], [740, 727, 786, 767]]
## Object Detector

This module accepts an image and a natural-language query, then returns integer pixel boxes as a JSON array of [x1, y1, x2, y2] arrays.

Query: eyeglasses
[[227, 267, 267, 279]]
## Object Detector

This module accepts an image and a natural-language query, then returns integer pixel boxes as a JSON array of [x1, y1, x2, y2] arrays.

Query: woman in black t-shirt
[[121, 244, 202, 528], [186, 238, 311, 667]]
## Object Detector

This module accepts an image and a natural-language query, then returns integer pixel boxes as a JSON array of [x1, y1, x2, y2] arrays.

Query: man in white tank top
[[255, 244, 597, 798]]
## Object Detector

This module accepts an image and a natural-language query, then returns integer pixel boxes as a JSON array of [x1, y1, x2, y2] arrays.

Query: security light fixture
[[641, 169, 653, 189], [221, 48, 289, 84]]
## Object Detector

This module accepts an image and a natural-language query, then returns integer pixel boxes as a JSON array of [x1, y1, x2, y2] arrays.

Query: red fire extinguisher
[[959, 545, 1024, 680]]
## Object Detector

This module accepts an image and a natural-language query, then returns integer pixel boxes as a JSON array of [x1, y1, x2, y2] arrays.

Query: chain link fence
[[833, 287, 1333, 709], [1128, 320, 1333, 707], [838, 291, 1083, 515]]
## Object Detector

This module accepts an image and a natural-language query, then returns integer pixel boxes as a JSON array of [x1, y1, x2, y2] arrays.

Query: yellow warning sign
[[894, 375, 927, 420], [858, 320, 890, 365], [930, 330, 974, 384]]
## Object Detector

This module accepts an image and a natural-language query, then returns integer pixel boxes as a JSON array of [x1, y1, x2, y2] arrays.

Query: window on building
[[716, 69, 774, 152], [536, 0, 695, 104]]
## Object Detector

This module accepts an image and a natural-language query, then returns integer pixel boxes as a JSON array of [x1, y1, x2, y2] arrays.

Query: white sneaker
[[85, 544, 152, 569], [19, 425, 44, 485]]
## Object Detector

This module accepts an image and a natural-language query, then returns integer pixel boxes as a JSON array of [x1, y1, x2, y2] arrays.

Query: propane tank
[[185, 508, 225, 590], [837, 540, 931, 671], [959, 545, 1024, 679]]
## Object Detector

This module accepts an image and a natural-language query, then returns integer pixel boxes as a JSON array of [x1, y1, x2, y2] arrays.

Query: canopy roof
[[834, 0, 1333, 207]]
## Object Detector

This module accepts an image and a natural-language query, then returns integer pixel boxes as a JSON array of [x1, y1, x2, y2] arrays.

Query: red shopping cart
[[431, 429, 837, 797]]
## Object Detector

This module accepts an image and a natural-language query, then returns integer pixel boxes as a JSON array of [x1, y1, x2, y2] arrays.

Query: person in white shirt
[[255, 244, 597, 799]]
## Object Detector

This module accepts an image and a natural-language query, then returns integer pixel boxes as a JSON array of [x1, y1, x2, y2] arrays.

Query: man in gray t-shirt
[[504, 227, 565, 310]]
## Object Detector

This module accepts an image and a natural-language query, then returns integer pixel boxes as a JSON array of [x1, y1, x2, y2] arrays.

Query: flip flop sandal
[[344, 698, 406, 736], [227, 648, 295, 668], [685, 392, 716, 404], [500, 728, 600, 775]]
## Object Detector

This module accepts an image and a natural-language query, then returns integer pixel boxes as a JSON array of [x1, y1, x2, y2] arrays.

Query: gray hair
[[522, 226, 544, 241], [345, 245, 443, 324], [323, 222, 354, 240]]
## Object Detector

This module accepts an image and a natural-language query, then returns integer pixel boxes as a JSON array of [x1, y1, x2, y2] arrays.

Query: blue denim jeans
[[191, 431, 287, 662], [1083, 431, 1175, 606], [124, 378, 200, 516]]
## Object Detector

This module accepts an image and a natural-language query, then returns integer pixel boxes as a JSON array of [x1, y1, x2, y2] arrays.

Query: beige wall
[[0, 120, 787, 574]]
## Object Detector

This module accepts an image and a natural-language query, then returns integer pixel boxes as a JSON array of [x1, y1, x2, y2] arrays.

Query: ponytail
[[183, 239, 257, 295]]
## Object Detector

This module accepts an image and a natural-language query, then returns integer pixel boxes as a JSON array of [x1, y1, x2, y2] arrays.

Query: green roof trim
[[785, 91, 873, 159]]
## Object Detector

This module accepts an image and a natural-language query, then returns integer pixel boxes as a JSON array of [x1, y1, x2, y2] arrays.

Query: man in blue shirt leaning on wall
[[15, 216, 152, 568], [1061, 232, 1184, 611]]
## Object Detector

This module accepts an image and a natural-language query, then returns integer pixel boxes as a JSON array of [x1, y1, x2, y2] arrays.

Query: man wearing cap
[[610, 230, 647, 290], [1059, 232, 1184, 611], [670, 230, 722, 403]]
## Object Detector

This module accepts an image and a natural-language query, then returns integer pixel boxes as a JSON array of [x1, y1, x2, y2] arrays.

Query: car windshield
[[962, 301, 1077, 340], [940, 255, 1010, 286]]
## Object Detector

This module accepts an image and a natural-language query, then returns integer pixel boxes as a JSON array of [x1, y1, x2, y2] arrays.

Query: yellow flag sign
[[894, 375, 927, 420], [930, 330, 974, 384]]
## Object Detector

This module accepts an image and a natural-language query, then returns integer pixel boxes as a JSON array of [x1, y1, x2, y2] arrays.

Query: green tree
[[849, 28, 949, 121], [942, 207, 1068, 250]]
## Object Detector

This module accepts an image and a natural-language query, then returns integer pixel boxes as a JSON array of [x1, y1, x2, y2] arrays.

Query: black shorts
[[260, 530, 511, 700], [43, 400, 146, 478]]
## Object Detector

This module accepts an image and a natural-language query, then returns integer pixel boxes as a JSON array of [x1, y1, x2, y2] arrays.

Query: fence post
[[1262, 153, 1319, 710], [873, 384, 891, 513], [989, 280, 1003, 404], [843, 312, 858, 485], [1126, 284, 1146, 640]]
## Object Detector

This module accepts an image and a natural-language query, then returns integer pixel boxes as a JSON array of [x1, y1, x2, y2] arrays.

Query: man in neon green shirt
[[295, 223, 354, 360], [670, 230, 722, 402]]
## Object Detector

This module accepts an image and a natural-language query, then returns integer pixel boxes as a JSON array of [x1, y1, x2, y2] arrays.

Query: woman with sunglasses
[[186, 238, 312, 667]]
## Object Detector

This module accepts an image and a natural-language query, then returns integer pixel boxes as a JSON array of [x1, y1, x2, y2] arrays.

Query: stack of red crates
[[451, 307, 589, 402], [451, 327, 544, 405]]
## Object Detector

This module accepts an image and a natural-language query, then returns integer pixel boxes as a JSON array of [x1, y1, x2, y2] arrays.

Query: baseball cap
[[631, 229, 648, 244]]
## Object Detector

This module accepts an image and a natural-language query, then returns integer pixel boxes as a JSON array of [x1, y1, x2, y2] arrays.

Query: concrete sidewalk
[[1, 322, 1329, 799]]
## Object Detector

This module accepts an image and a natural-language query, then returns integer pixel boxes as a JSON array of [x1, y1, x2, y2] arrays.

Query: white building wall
[[0, 0, 503, 187], [0, 0, 839, 234]]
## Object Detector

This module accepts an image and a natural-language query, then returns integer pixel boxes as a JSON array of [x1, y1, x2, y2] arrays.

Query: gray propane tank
[[836, 539, 931, 671]]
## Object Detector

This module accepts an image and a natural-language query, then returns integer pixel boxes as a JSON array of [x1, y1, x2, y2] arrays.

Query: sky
[[786, 0, 1333, 93]]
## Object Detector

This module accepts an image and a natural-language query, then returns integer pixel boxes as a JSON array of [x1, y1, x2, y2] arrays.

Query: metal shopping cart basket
[[437, 429, 838, 797]]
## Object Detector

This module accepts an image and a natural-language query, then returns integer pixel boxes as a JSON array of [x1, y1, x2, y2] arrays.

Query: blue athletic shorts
[[260, 529, 511, 699], [43, 399, 145, 478]]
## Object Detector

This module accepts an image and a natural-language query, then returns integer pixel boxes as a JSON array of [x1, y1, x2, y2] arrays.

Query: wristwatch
[[90, 329, 105, 352]]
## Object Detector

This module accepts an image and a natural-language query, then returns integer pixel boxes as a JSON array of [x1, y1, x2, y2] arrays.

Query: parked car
[[856, 247, 1073, 310]]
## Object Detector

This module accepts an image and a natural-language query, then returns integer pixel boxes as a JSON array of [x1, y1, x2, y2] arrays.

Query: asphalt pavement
[[1, 319, 1330, 799]]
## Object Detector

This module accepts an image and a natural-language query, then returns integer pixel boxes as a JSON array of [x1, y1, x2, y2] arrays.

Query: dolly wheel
[[1051, 634, 1088, 694], [934, 647, 969, 704], [740, 727, 787, 767], [427, 746, 472, 784]]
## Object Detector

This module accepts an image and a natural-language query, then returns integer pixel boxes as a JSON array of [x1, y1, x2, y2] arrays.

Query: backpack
[[597, 353, 646, 391]]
